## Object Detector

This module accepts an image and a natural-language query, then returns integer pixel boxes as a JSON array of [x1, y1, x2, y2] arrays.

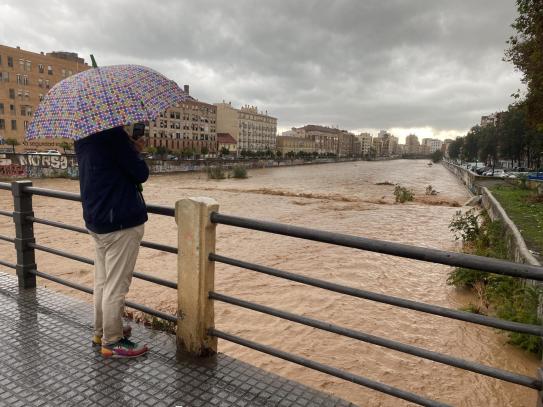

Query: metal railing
[[0, 180, 177, 323], [1, 181, 543, 406], [206, 212, 543, 407]]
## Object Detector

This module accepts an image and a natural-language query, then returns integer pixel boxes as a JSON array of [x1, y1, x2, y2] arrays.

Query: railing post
[[11, 181, 36, 288], [175, 197, 218, 356]]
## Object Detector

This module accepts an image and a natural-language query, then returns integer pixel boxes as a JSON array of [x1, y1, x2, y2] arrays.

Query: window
[[0, 103, 3, 114], [16, 74, 21, 84], [7, 56, 13, 67], [17, 89, 22, 99], [0, 55, 2, 65], [38, 64, 44, 73], [9, 104, 15, 115], [45, 79, 50, 89], [47, 65, 53, 75], [0, 119, 4, 129], [9, 89, 15, 99], [25, 61, 31, 71], [0, 72, 8, 82], [67, 70, 72, 76], [23, 120, 29, 130], [19, 59, 24, 69], [38, 78, 43, 88], [20, 106, 25, 116], [24, 91, 29, 100], [39, 94, 43, 102], [11, 120, 16, 130], [61, 69, 66, 77], [23, 75, 28, 85]]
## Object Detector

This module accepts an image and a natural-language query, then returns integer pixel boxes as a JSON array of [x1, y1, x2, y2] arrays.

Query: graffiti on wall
[[0, 154, 79, 179]]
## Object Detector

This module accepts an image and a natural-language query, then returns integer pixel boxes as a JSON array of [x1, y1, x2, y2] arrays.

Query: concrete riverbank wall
[[0, 153, 364, 180], [443, 161, 541, 266]]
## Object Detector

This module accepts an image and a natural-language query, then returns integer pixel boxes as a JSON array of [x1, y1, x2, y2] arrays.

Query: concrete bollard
[[175, 197, 219, 356]]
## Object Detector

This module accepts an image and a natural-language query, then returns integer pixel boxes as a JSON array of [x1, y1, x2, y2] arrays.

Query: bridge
[[0, 180, 542, 407]]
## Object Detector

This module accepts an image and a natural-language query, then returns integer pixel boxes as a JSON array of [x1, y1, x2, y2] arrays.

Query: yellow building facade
[[215, 102, 277, 153], [148, 88, 217, 154], [0, 44, 89, 150]]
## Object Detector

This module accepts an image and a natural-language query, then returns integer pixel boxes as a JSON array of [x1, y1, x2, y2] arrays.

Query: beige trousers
[[89, 224, 144, 345]]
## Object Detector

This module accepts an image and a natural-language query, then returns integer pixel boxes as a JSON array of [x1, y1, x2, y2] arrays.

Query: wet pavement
[[0, 271, 355, 407]]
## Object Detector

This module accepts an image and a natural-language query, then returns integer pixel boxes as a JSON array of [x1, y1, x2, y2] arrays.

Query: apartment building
[[0, 44, 89, 150], [276, 135, 316, 155], [405, 134, 420, 155], [215, 102, 277, 152], [357, 132, 373, 156], [293, 125, 339, 155], [377, 131, 399, 156], [147, 86, 217, 154], [421, 138, 443, 154]]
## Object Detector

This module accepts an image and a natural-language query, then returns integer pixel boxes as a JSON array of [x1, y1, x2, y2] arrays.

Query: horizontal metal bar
[[29, 242, 93, 265], [24, 186, 81, 202], [0, 259, 16, 269], [29, 242, 177, 289], [0, 182, 11, 191], [28, 216, 88, 234], [210, 212, 543, 281], [211, 292, 541, 390], [146, 204, 175, 217], [210, 254, 543, 336], [209, 328, 450, 407], [0, 234, 15, 243], [29, 269, 177, 323], [0, 210, 13, 217], [21, 186, 175, 217], [27, 216, 177, 254], [139, 240, 178, 254]]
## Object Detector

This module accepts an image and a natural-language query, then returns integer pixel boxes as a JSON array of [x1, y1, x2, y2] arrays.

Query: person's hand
[[133, 137, 146, 153]]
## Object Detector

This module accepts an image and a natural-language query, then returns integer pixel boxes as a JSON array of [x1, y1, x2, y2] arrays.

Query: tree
[[5, 138, 19, 153], [463, 126, 480, 161], [275, 150, 282, 158], [431, 150, 443, 163], [505, 0, 543, 130], [448, 137, 463, 160], [147, 146, 157, 155], [220, 147, 230, 156]]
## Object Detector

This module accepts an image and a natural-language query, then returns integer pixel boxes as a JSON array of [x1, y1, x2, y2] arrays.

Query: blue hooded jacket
[[75, 126, 149, 234]]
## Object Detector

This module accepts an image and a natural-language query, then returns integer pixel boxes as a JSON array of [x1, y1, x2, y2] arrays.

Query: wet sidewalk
[[0, 271, 355, 407]]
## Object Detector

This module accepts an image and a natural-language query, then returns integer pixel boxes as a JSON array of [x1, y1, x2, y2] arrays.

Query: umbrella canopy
[[25, 64, 190, 140]]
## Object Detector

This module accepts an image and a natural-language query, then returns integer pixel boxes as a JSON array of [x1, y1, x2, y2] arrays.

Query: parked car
[[483, 169, 506, 177], [475, 166, 490, 175]]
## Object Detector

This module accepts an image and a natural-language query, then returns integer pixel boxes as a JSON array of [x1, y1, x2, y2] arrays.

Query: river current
[[0, 160, 538, 406]]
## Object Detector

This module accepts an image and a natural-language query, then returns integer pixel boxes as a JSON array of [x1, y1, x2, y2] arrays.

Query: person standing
[[75, 125, 149, 358]]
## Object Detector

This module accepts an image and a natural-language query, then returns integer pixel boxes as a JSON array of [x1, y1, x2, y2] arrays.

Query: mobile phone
[[132, 122, 146, 140]]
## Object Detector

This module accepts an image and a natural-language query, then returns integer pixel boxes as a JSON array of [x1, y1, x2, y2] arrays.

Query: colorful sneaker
[[92, 325, 132, 347], [101, 338, 149, 359]]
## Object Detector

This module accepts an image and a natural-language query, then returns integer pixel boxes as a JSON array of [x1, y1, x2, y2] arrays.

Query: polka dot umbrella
[[25, 64, 190, 141]]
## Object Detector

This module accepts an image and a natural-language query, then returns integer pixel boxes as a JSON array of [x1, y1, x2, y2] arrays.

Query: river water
[[0, 160, 539, 406]]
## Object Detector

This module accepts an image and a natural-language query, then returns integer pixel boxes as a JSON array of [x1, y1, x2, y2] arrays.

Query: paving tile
[[0, 272, 357, 406]]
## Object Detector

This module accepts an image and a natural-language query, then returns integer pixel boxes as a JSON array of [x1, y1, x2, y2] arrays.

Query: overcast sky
[[0, 0, 522, 142]]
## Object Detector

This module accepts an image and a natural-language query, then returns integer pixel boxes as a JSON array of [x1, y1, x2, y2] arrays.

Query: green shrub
[[449, 209, 480, 243], [447, 209, 541, 355], [207, 166, 225, 180], [393, 185, 414, 203], [231, 164, 248, 179]]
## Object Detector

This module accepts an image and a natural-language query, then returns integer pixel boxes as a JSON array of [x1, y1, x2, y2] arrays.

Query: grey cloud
[[0, 0, 522, 137]]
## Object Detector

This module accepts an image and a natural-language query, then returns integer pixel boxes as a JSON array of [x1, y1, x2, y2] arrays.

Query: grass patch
[[490, 184, 543, 256]]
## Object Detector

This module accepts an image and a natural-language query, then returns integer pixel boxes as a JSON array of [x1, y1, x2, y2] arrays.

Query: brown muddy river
[[0, 160, 539, 406]]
